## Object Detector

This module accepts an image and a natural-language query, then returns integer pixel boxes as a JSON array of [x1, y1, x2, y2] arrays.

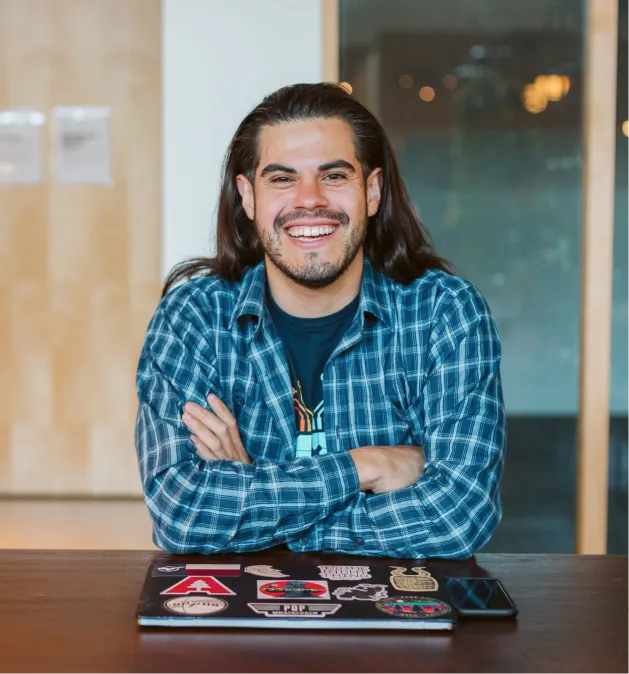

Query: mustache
[[274, 209, 349, 229]]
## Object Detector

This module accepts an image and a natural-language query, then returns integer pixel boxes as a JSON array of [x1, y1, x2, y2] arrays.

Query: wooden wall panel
[[576, 0, 618, 553], [0, 0, 162, 495]]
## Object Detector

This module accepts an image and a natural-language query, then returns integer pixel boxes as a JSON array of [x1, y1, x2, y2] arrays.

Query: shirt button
[[299, 537, 307, 545], [355, 537, 364, 546], [234, 396, 245, 406]]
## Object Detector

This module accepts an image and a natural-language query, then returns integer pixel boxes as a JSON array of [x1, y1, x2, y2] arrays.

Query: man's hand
[[349, 445, 425, 494], [182, 394, 251, 464]]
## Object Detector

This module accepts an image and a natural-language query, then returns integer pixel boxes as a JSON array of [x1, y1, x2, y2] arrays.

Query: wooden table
[[0, 549, 626, 672]]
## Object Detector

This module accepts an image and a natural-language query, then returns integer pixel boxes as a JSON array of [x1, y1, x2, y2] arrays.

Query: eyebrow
[[259, 159, 357, 177]]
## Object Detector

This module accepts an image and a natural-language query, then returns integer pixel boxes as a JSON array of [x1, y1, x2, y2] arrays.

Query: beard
[[254, 208, 367, 290]]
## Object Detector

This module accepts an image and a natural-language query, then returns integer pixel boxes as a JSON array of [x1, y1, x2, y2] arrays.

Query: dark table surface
[[0, 549, 626, 673]]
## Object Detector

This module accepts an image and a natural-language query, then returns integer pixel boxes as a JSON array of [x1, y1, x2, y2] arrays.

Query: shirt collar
[[229, 256, 393, 332]]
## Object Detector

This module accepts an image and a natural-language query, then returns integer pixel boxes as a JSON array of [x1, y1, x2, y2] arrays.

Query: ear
[[366, 168, 383, 217], [236, 174, 255, 220]]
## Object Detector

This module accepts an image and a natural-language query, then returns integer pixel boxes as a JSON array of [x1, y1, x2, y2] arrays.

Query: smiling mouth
[[284, 225, 340, 240]]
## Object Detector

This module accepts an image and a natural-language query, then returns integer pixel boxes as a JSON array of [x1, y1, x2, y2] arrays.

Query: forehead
[[256, 118, 357, 172]]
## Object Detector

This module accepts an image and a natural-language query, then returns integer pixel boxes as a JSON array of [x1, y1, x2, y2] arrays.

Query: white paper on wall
[[52, 106, 112, 185], [0, 109, 46, 185]]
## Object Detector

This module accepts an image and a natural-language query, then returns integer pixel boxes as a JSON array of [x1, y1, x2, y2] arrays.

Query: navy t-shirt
[[266, 282, 359, 459]]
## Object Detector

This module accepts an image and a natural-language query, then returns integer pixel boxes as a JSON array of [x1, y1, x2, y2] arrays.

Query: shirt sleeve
[[135, 287, 360, 554], [298, 283, 506, 559]]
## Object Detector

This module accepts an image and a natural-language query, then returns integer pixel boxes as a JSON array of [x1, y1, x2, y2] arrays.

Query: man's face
[[236, 118, 382, 290]]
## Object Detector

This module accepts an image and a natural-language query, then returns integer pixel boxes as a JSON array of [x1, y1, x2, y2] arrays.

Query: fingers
[[207, 394, 250, 462], [206, 395, 251, 464], [182, 402, 235, 460], [182, 408, 230, 459], [181, 396, 251, 464], [190, 435, 220, 461]]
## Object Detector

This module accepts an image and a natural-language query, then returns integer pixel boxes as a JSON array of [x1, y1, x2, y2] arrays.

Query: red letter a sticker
[[160, 575, 235, 596]]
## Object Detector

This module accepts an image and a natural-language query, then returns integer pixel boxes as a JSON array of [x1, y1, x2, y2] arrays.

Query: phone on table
[[443, 577, 518, 617]]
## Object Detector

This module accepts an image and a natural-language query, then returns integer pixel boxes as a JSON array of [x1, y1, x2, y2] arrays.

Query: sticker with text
[[160, 576, 236, 596], [332, 583, 388, 601], [257, 580, 330, 600], [317, 565, 372, 580], [163, 596, 228, 615], [244, 565, 289, 578], [248, 603, 341, 618], [376, 596, 452, 619], [152, 564, 240, 578], [389, 567, 439, 592]]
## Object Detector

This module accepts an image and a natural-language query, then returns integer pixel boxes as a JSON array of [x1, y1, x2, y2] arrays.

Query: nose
[[293, 176, 328, 211]]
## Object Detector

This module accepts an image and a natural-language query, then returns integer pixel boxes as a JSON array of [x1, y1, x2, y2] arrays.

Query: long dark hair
[[162, 82, 452, 297]]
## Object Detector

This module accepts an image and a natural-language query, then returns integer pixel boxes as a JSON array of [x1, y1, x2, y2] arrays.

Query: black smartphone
[[443, 577, 518, 617]]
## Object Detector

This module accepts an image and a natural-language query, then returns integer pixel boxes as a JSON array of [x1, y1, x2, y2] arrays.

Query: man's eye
[[270, 176, 293, 184], [324, 173, 346, 181]]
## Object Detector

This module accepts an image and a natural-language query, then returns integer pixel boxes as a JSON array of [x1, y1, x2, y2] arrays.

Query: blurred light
[[398, 74, 414, 89], [537, 74, 564, 101], [524, 100, 547, 114], [419, 86, 435, 102], [522, 83, 548, 113], [520, 74, 578, 113], [338, 81, 353, 94], [442, 74, 458, 89], [525, 75, 570, 110], [561, 76, 571, 95], [622, 121, 628, 137]]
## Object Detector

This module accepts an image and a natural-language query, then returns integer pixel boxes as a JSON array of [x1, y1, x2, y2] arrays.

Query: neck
[[265, 251, 364, 318]]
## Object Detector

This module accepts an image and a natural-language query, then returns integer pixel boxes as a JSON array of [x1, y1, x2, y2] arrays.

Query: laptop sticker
[[153, 565, 186, 576], [163, 596, 228, 616], [257, 580, 331, 600], [244, 565, 289, 578], [376, 596, 452, 619], [389, 566, 439, 592], [332, 584, 389, 601], [152, 564, 240, 578], [185, 564, 240, 577], [161, 576, 236, 596], [318, 565, 372, 580], [248, 603, 341, 618]]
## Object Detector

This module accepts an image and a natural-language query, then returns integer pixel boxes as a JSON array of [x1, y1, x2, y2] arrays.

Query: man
[[135, 82, 505, 558]]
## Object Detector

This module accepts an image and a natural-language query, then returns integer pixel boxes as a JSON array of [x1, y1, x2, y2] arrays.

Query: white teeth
[[287, 225, 337, 238]]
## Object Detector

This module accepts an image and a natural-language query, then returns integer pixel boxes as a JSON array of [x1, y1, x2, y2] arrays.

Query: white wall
[[162, 0, 323, 277]]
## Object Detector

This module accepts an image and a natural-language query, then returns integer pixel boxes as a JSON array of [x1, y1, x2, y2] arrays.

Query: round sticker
[[258, 580, 329, 599], [375, 596, 452, 619], [163, 596, 228, 615]]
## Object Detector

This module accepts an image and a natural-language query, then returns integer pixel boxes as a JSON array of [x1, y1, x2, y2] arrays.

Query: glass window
[[340, 0, 591, 551]]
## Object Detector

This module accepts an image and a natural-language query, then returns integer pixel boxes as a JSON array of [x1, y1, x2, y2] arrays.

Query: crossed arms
[[135, 289, 506, 559]]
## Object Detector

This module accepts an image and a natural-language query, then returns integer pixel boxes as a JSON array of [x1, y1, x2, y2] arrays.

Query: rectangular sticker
[[248, 603, 341, 618], [152, 564, 240, 577], [318, 565, 372, 580], [185, 564, 240, 577]]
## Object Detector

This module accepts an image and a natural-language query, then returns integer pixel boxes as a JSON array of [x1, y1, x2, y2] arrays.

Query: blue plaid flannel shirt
[[135, 256, 506, 558]]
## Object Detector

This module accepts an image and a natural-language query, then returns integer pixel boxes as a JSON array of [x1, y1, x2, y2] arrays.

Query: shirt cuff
[[315, 451, 361, 506]]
